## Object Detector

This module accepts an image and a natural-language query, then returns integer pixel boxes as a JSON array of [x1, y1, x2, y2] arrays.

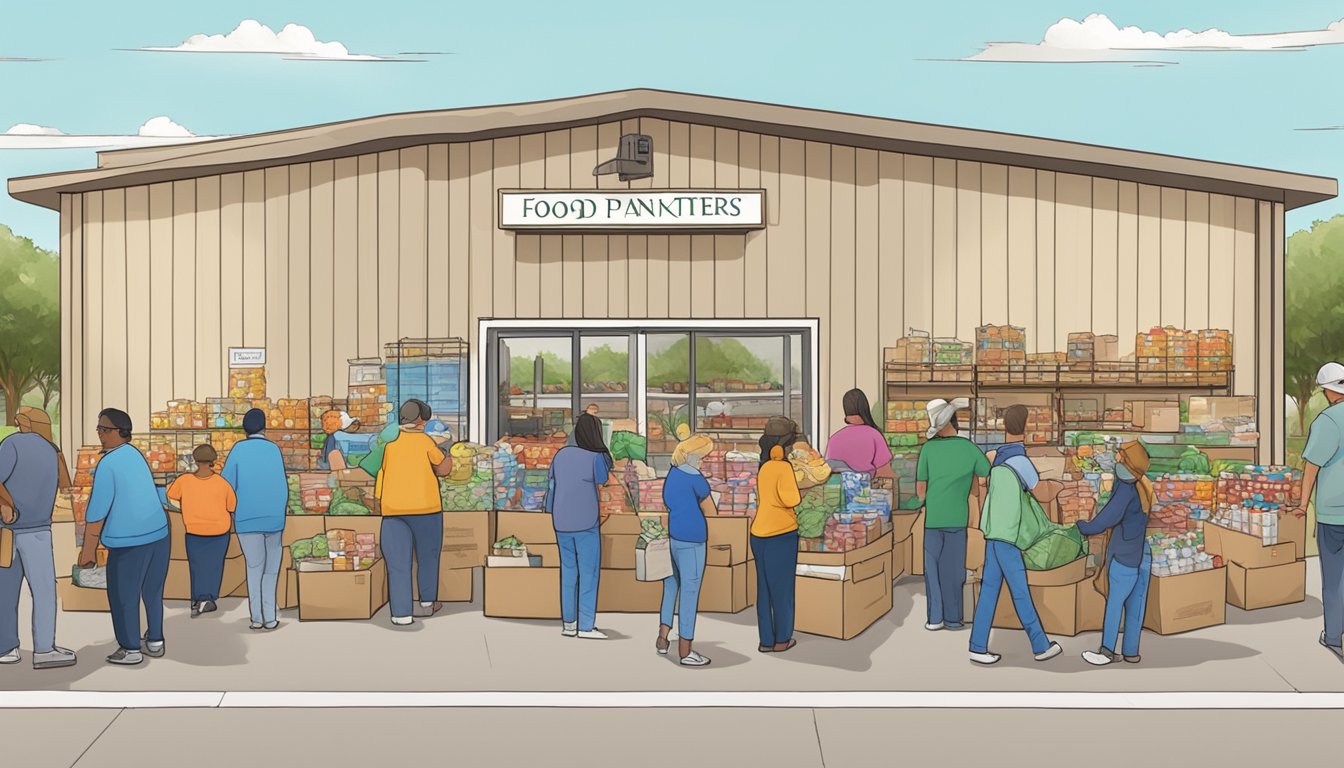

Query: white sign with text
[[499, 190, 765, 231], [228, 348, 266, 368]]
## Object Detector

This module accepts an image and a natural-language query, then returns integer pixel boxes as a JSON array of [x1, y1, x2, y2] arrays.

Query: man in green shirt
[[916, 398, 989, 631], [1294, 362, 1344, 658]]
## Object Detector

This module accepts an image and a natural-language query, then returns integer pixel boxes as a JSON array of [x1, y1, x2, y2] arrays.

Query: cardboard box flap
[[889, 511, 921, 543], [797, 532, 894, 567]]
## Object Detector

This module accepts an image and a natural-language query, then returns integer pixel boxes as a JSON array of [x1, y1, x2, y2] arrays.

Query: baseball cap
[[339, 411, 358, 431], [1319, 362, 1344, 395]]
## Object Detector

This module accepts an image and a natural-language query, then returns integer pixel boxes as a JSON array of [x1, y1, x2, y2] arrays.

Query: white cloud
[[0, 117, 220, 149], [965, 13, 1344, 64], [139, 19, 403, 61], [5, 123, 65, 136], [138, 116, 194, 138]]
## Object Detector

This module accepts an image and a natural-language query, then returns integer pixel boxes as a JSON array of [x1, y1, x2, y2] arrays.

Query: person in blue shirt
[[78, 409, 170, 666], [656, 425, 717, 667], [222, 408, 289, 631], [546, 413, 612, 640], [1076, 440, 1154, 666]]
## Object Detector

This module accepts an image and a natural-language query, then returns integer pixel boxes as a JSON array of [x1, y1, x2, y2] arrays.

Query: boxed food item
[[975, 324, 1027, 376], [885, 329, 932, 364], [297, 558, 388, 621], [1226, 559, 1306, 611], [484, 565, 559, 619], [1144, 566, 1226, 635], [795, 532, 894, 640]]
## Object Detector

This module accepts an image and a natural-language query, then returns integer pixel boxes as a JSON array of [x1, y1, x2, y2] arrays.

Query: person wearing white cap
[[1292, 362, 1344, 658], [319, 411, 361, 471], [915, 398, 989, 631]]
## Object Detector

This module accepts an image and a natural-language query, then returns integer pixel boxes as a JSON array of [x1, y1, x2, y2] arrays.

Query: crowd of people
[[3, 361, 1344, 671]]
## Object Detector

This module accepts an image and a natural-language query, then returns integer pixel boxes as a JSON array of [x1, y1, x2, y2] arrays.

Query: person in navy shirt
[[78, 409, 170, 666], [656, 425, 718, 667]]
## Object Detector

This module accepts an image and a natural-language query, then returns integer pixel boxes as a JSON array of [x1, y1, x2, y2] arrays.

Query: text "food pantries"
[[521, 195, 746, 221]]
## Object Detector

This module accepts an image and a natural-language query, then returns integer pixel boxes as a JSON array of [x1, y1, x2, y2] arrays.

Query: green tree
[[1286, 215, 1344, 436], [580, 344, 629, 386], [509, 351, 572, 389], [0, 225, 59, 426]]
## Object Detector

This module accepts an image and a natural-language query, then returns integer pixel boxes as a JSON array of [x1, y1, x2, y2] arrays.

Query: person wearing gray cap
[[1292, 362, 1344, 658]]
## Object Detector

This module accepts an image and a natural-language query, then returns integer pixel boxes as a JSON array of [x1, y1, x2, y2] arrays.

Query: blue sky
[[4, 0, 1344, 249]]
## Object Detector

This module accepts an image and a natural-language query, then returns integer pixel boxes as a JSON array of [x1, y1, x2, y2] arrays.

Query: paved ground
[[1, 561, 1340, 694], [3, 707, 1340, 768]]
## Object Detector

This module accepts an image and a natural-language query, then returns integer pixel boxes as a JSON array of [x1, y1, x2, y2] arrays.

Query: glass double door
[[487, 325, 811, 455]]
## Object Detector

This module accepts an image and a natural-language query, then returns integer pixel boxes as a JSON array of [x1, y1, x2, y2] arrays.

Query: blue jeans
[[0, 529, 58, 654], [382, 513, 444, 618], [660, 540, 707, 640], [751, 531, 799, 647], [1102, 550, 1152, 657], [106, 536, 170, 651], [970, 539, 1051, 655], [238, 532, 283, 626], [557, 526, 601, 631], [185, 533, 230, 602], [1319, 523, 1344, 646], [924, 528, 967, 627]]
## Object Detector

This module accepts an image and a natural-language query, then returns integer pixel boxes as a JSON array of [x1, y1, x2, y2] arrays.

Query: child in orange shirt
[[166, 445, 237, 617]]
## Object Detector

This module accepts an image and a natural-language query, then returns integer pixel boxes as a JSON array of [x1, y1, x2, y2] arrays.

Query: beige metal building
[[9, 89, 1337, 461]]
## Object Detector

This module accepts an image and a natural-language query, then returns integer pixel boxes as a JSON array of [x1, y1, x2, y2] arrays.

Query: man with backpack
[[968, 404, 1065, 665]]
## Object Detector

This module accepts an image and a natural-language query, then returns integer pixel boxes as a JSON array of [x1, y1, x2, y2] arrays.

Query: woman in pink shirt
[[825, 389, 895, 479]]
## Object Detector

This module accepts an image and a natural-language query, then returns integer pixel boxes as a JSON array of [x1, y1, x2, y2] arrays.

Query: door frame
[[476, 318, 821, 445]]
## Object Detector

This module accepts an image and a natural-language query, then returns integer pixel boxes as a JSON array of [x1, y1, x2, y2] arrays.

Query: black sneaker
[[190, 601, 201, 618], [200, 600, 218, 615]]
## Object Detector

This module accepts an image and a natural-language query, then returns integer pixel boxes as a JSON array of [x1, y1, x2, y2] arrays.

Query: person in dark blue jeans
[[752, 419, 805, 654], [547, 413, 613, 640], [78, 409, 171, 666]]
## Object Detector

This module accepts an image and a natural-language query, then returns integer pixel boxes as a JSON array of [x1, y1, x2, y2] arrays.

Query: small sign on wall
[[228, 348, 266, 368], [498, 189, 766, 232]]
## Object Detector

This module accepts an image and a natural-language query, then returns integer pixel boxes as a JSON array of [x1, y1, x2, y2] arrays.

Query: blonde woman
[[657, 425, 717, 666]]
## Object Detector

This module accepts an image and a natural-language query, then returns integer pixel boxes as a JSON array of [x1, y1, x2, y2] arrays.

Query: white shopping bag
[[635, 537, 673, 582]]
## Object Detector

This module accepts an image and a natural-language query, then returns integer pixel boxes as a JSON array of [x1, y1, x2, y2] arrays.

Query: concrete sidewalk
[[9, 707, 1343, 768], [0, 566, 1339, 694]]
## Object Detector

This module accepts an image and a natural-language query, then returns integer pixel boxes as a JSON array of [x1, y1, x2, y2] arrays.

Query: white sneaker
[[562, 622, 578, 638], [0, 647, 19, 664], [33, 647, 77, 670], [680, 651, 711, 667], [577, 629, 609, 640], [1035, 641, 1064, 662], [391, 616, 414, 626], [1082, 649, 1116, 667], [969, 650, 1001, 665], [925, 622, 945, 631], [106, 648, 143, 666]]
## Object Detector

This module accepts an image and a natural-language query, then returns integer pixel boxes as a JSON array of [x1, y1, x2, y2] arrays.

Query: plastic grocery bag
[[610, 431, 648, 463], [636, 537, 673, 581], [357, 422, 402, 477], [790, 446, 833, 490], [1022, 526, 1087, 571]]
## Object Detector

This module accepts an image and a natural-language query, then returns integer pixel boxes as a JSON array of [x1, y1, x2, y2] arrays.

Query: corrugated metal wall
[[57, 117, 1278, 458]]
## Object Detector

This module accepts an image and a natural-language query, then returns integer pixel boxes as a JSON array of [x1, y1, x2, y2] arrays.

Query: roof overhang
[[8, 89, 1338, 212]]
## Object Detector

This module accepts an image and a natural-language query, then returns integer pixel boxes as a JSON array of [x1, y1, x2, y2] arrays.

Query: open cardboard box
[[972, 556, 1098, 637], [1203, 514, 1305, 569], [795, 532, 894, 640], [297, 558, 388, 621]]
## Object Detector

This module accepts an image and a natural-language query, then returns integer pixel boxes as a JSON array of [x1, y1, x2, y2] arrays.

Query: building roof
[[9, 88, 1338, 211]]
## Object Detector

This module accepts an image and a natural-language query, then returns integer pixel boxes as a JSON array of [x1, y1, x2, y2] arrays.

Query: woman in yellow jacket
[[752, 417, 804, 654]]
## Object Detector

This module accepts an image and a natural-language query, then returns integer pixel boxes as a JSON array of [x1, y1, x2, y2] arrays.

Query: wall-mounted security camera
[[594, 133, 654, 182]]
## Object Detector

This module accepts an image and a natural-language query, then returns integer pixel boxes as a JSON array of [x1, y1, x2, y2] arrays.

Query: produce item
[[932, 337, 973, 366], [639, 517, 669, 544], [327, 487, 373, 516], [493, 535, 526, 552], [789, 445, 832, 489], [797, 478, 843, 538]]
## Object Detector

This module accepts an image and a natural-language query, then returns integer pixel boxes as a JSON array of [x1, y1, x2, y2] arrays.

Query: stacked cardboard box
[[228, 366, 267, 400], [976, 324, 1027, 381], [700, 516, 755, 614], [1204, 498, 1307, 611], [796, 532, 893, 639], [486, 511, 564, 618]]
